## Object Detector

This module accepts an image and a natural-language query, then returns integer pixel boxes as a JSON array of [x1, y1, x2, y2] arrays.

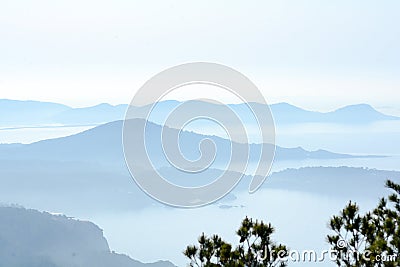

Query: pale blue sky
[[0, 1, 399, 114]]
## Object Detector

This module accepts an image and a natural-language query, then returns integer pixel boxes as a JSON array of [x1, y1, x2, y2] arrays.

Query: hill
[[1, 99, 398, 127], [0, 119, 375, 167], [0, 205, 176, 267]]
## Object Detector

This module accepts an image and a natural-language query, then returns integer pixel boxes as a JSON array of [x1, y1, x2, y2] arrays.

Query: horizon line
[[0, 97, 393, 115]]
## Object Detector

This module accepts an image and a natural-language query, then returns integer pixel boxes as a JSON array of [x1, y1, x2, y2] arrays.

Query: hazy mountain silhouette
[[0, 99, 70, 126], [0, 119, 377, 168], [259, 166, 400, 197], [0, 205, 176, 267], [53, 103, 127, 124], [271, 103, 400, 124], [219, 166, 400, 209], [0, 119, 387, 213], [1, 99, 398, 127], [0, 164, 399, 214], [133, 101, 400, 125]]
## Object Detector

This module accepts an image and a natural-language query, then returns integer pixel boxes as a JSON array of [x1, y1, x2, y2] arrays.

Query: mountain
[[0, 99, 70, 126], [263, 166, 400, 197], [0, 205, 176, 267], [0, 119, 375, 166], [0, 119, 381, 212], [332, 104, 400, 122], [271, 103, 400, 124], [0, 99, 126, 126], [1, 99, 399, 127], [223, 166, 400, 205], [128, 101, 400, 127], [53, 103, 128, 124]]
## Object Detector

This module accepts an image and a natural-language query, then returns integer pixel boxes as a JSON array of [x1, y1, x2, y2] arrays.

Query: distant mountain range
[[0, 119, 377, 167], [0, 119, 383, 212], [246, 166, 400, 198], [1, 99, 399, 127], [0, 205, 176, 267]]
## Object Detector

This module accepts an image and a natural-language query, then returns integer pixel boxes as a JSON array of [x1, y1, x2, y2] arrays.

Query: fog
[[85, 188, 383, 266], [1, 116, 399, 266]]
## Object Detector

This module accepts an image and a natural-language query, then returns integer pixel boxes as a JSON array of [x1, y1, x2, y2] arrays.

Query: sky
[[0, 0, 399, 114]]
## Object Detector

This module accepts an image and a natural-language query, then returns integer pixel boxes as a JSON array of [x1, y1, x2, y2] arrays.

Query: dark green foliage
[[327, 180, 400, 267], [184, 217, 288, 267]]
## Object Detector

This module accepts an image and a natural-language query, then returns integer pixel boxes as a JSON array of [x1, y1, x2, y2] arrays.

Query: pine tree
[[327, 180, 400, 267], [184, 217, 288, 267]]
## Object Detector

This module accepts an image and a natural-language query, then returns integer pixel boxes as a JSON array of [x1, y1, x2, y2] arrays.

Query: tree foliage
[[184, 217, 288, 267], [327, 180, 400, 267]]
